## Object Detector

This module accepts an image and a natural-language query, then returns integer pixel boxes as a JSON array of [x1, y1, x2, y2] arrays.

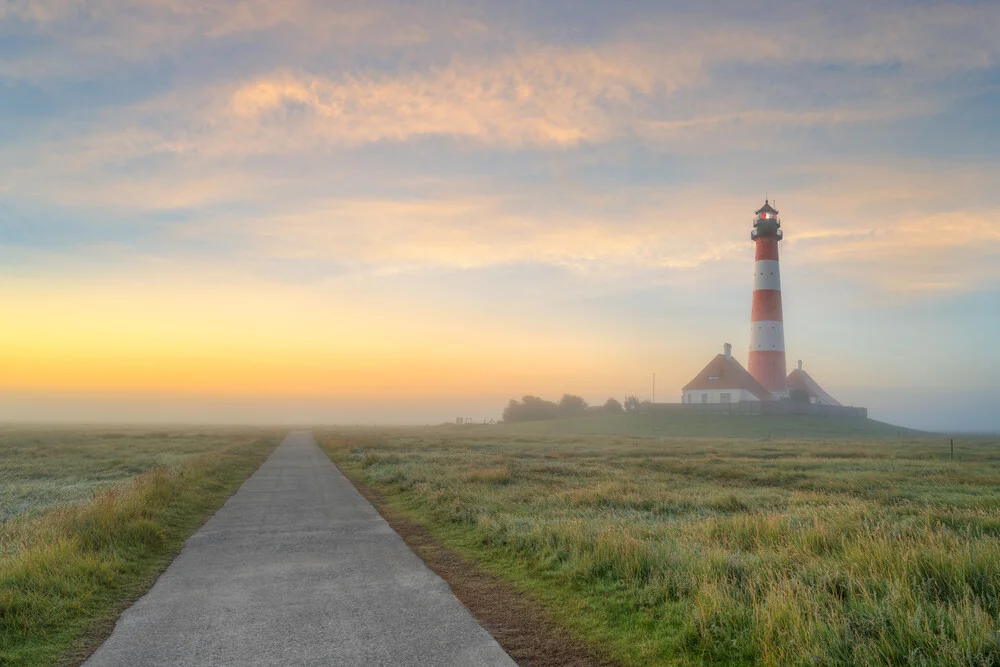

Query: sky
[[1, 0, 998, 431]]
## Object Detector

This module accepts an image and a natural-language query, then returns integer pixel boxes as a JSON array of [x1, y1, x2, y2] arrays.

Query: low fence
[[640, 401, 867, 419]]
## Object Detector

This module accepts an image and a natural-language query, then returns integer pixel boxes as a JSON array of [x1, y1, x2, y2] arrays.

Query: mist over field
[[0, 387, 996, 433]]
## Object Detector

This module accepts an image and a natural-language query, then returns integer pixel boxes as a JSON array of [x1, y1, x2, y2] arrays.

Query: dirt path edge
[[334, 464, 615, 667]]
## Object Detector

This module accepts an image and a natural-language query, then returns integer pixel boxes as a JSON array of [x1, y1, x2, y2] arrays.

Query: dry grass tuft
[[466, 466, 513, 485]]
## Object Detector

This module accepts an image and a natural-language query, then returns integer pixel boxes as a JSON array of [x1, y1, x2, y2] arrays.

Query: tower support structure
[[748, 200, 787, 396]]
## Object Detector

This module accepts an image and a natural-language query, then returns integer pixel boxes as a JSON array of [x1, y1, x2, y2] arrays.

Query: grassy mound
[[495, 412, 923, 440]]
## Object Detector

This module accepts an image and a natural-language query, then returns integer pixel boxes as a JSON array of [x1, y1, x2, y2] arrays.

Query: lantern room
[[751, 200, 782, 241]]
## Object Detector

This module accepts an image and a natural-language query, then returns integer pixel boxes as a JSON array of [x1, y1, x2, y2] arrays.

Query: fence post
[[951, 438, 954, 460]]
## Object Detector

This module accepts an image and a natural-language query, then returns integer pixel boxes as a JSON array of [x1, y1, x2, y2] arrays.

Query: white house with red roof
[[787, 360, 841, 406], [681, 345, 844, 406], [682, 343, 774, 405]]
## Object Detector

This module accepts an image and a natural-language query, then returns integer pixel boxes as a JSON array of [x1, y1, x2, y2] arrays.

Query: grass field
[[497, 413, 922, 440], [322, 416, 1000, 666], [0, 428, 270, 523], [0, 428, 278, 666]]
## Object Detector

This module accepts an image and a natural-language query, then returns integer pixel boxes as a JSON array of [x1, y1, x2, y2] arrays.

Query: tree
[[789, 388, 811, 403], [501, 399, 521, 422], [604, 397, 624, 414], [558, 394, 588, 415], [501, 394, 594, 422], [502, 395, 560, 422], [623, 395, 640, 412]]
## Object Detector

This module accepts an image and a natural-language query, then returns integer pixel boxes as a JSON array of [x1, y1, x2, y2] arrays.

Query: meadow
[[0, 428, 278, 666], [322, 416, 1000, 666], [0, 428, 270, 523]]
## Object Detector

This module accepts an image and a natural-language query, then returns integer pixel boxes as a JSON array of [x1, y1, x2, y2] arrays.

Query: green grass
[[495, 412, 923, 440], [321, 423, 1000, 666], [0, 429, 278, 666], [0, 427, 268, 523]]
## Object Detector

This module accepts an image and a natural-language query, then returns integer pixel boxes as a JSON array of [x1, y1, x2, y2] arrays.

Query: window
[[701, 394, 708, 404], [720, 393, 731, 403]]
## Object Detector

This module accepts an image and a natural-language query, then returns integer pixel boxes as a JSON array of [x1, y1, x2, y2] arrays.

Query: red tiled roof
[[682, 354, 774, 401], [787, 368, 841, 406]]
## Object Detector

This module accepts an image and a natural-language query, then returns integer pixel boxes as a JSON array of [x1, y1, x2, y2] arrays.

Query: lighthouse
[[748, 200, 787, 396]]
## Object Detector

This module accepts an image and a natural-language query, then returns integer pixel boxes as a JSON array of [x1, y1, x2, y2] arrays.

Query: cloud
[[798, 210, 1000, 294], [3, 0, 999, 300], [222, 48, 668, 148], [774, 2, 1000, 72], [202, 1, 999, 149], [0, 1, 429, 79], [11, 0, 997, 154], [140, 161, 996, 300]]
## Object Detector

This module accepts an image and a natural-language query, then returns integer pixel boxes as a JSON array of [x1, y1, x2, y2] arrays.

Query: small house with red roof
[[787, 360, 841, 406], [682, 343, 775, 404]]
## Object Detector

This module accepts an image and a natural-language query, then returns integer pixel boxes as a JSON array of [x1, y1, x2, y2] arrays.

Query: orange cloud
[[223, 45, 675, 148]]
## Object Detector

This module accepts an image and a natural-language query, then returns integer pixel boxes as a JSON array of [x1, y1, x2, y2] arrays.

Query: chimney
[[724, 343, 732, 360], [797, 360, 803, 371]]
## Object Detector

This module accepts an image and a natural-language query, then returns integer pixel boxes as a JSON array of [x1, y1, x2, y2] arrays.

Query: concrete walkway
[[86, 432, 515, 667]]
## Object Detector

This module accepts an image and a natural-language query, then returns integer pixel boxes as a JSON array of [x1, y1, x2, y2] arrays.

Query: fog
[[1, 387, 995, 434]]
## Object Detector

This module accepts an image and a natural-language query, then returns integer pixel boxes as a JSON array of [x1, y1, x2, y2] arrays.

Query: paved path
[[86, 432, 515, 667]]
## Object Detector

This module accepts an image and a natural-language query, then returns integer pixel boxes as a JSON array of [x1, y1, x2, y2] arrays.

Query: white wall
[[682, 388, 763, 404]]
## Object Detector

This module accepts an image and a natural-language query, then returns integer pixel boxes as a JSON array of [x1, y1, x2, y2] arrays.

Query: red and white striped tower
[[748, 199, 787, 397]]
